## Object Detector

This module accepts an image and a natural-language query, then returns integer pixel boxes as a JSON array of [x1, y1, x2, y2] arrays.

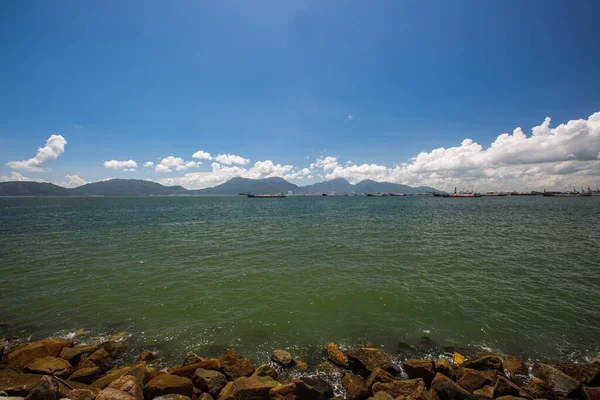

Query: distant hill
[[0, 181, 71, 196], [71, 179, 188, 196], [193, 177, 298, 195], [296, 178, 355, 194], [298, 178, 437, 194]]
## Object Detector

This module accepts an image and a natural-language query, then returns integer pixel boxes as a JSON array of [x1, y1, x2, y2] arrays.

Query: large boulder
[[293, 378, 333, 400], [182, 351, 203, 366], [0, 371, 44, 396], [254, 364, 278, 380], [138, 349, 155, 362], [87, 348, 114, 372], [327, 343, 349, 368], [144, 374, 193, 399], [492, 376, 523, 398], [457, 370, 491, 393], [68, 388, 97, 400], [463, 356, 503, 372], [346, 348, 398, 377], [23, 375, 59, 400], [271, 350, 294, 367], [96, 387, 137, 400], [6, 339, 72, 370], [169, 359, 222, 378], [68, 366, 101, 384], [430, 373, 473, 400], [92, 364, 141, 389], [533, 363, 580, 397], [154, 395, 192, 400], [108, 375, 143, 400], [365, 368, 396, 390], [553, 363, 600, 386], [315, 361, 343, 375], [502, 357, 528, 382], [372, 378, 428, 399], [582, 386, 600, 400], [24, 356, 72, 378], [192, 368, 228, 398], [270, 382, 296, 400], [403, 360, 436, 386], [60, 345, 101, 363], [217, 375, 281, 400], [219, 350, 256, 380], [521, 377, 557, 400], [435, 359, 453, 377], [342, 373, 368, 400]]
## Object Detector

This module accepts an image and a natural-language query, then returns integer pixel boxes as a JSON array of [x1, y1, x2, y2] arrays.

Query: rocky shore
[[1, 335, 599, 400]]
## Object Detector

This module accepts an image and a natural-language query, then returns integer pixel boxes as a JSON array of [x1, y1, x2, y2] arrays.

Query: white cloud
[[6, 134, 67, 172], [215, 153, 250, 165], [347, 115, 354, 120], [59, 174, 88, 188], [192, 150, 213, 160], [143, 161, 154, 168], [0, 171, 45, 182], [104, 160, 138, 171], [155, 156, 200, 173]]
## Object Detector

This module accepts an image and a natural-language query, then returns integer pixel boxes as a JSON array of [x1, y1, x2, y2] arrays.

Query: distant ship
[[543, 187, 592, 197], [432, 187, 482, 198]]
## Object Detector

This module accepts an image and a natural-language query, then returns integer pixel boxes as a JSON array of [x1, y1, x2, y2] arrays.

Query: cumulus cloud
[[143, 161, 154, 168], [192, 150, 213, 160], [155, 156, 200, 173], [60, 174, 88, 188], [347, 115, 354, 120], [0, 171, 45, 182], [6, 134, 67, 172], [215, 153, 250, 165], [104, 160, 138, 171]]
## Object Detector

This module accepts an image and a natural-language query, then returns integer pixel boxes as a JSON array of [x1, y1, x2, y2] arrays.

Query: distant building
[[288, 190, 293, 196]]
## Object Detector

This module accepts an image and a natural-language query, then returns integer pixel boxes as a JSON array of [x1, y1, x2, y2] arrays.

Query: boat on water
[[543, 187, 592, 197], [432, 187, 482, 198], [482, 191, 507, 196], [247, 193, 286, 198]]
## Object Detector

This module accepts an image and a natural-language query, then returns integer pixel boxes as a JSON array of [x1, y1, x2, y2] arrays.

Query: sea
[[1, 195, 599, 366]]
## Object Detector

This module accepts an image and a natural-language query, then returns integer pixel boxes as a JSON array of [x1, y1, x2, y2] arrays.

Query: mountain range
[[0, 177, 437, 196]]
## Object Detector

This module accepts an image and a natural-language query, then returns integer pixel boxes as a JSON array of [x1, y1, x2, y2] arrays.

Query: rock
[[24, 356, 72, 378], [169, 359, 222, 378], [327, 343, 349, 368], [463, 356, 503, 373], [503, 357, 528, 382], [60, 345, 101, 363], [371, 392, 394, 400], [96, 387, 137, 400], [68, 366, 101, 384], [138, 349, 155, 362], [294, 360, 308, 372], [365, 368, 396, 390], [553, 363, 600, 386], [430, 373, 473, 400], [315, 361, 343, 375], [108, 332, 130, 343], [533, 363, 580, 398], [271, 351, 294, 367], [270, 382, 296, 400], [192, 368, 228, 398], [24, 375, 59, 400], [74, 329, 88, 337], [0, 371, 44, 397], [88, 348, 114, 372], [92, 365, 137, 389], [293, 378, 333, 400], [218, 375, 281, 400], [67, 388, 97, 400], [198, 394, 215, 400], [219, 350, 256, 380], [372, 378, 428, 399], [253, 365, 279, 380], [144, 374, 193, 399], [108, 375, 143, 400], [582, 386, 600, 400], [494, 397, 528, 400], [182, 352, 203, 366], [6, 339, 72, 370], [101, 341, 125, 359], [435, 359, 453, 376], [346, 348, 398, 377], [521, 377, 557, 400], [403, 360, 436, 386], [472, 386, 493, 398], [342, 373, 368, 400], [457, 370, 491, 393], [153, 395, 192, 400], [492, 376, 523, 398]]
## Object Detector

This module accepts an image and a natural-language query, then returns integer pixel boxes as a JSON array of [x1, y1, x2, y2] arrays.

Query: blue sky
[[1, 0, 599, 190]]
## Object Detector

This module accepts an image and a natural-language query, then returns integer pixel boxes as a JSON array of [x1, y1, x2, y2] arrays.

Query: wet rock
[[372, 378, 428, 399], [138, 349, 155, 362], [365, 368, 396, 390], [108, 332, 130, 343], [472, 386, 493, 398], [68, 366, 101, 384], [315, 361, 343, 375], [0, 371, 44, 396], [24, 356, 72, 378], [192, 368, 228, 398], [108, 375, 143, 400], [198, 393, 215, 400], [6, 339, 72, 370], [346, 348, 398, 377], [153, 395, 193, 400], [430, 373, 472, 400], [342, 373, 369, 400], [492, 376, 523, 398], [403, 360, 436, 386], [270, 383, 296, 400], [435, 359, 453, 377], [169, 359, 222, 378], [101, 341, 125, 359], [503, 357, 528, 382], [553, 363, 600, 386], [271, 350, 294, 367], [294, 360, 308, 372], [182, 352, 203, 366], [327, 343, 349, 368], [60, 345, 101, 363], [253, 365, 279, 380], [24, 375, 59, 400], [67, 388, 97, 400], [92, 365, 137, 389], [371, 392, 394, 400], [219, 350, 255, 380], [463, 356, 503, 373], [96, 387, 137, 400], [457, 370, 491, 393], [494, 396, 528, 400], [88, 348, 114, 372], [582, 386, 600, 400], [521, 377, 557, 400], [218, 375, 281, 400], [293, 377, 333, 400], [533, 363, 580, 398], [144, 374, 193, 399]]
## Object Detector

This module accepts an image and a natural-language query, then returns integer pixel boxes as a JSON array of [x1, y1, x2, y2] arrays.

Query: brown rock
[[219, 350, 256, 380], [403, 360, 436, 386], [372, 392, 394, 400], [92, 365, 136, 389], [472, 385, 494, 398], [316, 361, 343, 375], [183, 351, 204, 366], [430, 373, 472, 400], [435, 359, 453, 377], [96, 387, 137, 400], [218, 375, 281, 400], [199, 393, 215, 400], [372, 378, 427, 399], [60, 345, 101, 363], [582, 386, 600, 400], [138, 349, 155, 362], [192, 368, 228, 398], [6, 339, 72, 370], [88, 348, 114, 372], [503, 357, 528, 381], [365, 368, 396, 390], [457, 370, 490, 393], [493, 376, 522, 398], [24, 356, 72, 378], [68, 388, 97, 400], [533, 363, 580, 398], [327, 343, 349, 368], [270, 382, 296, 400], [144, 374, 193, 399], [169, 359, 222, 378], [294, 360, 308, 372], [342, 373, 368, 400], [24, 375, 59, 400], [254, 364, 279, 380], [494, 397, 528, 400], [102, 341, 125, 359], [153, 395, 192, 400], [0, 371, 44, 397], [553, 363, 600, 386], [271, 350, 295, 367], [69, 366, 101, 384], [463, 356, 503, 372], [108, 375, 143, 400], [521, 377, 557, 400], [108, 332, 130, 343], [292, 378, 324, 400], [346, 348, 398, 377]]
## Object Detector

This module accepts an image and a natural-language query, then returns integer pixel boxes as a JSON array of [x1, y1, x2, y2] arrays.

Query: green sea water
[[1, 196, 599, 364]]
